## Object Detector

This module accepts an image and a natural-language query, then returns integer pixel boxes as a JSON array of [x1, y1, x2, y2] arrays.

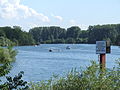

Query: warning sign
[[96, 41, 106, 54]]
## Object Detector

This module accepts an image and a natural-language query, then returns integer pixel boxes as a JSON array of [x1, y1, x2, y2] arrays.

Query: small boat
[[66, 46, 70, 49], [34, 45, 38, 47], [49, 47, 61, 52], [49, 49, 52, 52]]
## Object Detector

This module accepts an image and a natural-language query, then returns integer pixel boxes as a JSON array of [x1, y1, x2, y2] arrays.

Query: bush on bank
[[0, 46, 17, 89], [29, 61, 120, 90], [0, 47, 17, 63], [0, 46, 17, 76]]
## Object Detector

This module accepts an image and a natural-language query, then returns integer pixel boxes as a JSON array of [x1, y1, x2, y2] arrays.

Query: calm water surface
[[8, 44, 120, 82]]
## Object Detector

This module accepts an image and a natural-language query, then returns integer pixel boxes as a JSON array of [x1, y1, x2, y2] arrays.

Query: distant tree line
[[29, 24, 120, 45], [87, 24, 120, 45], [0, 24, 120, 46], [0, 26, 35, 46], [29, 26, 88, 44]]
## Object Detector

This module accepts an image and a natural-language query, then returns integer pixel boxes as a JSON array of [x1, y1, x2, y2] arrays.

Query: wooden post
[[100, 54, 106, 71]]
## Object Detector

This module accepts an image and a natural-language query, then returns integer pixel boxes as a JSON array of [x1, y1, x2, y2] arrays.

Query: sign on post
[[96, 41, 106, 54], [96, 41, 111, 54], [96, 41, 111, 70]]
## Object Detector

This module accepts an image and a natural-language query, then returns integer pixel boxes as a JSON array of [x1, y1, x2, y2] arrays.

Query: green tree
[[88, 24, 118, 44], [66, 26, 81, 39], [29, 26, 66, 44], [0, 47, 17, 89]]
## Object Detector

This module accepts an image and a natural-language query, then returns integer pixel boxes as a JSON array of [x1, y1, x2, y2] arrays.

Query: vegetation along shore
[[0, 24, 120, 46]]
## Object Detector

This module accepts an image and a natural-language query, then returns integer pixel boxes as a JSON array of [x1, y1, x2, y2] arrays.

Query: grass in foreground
[[29, 60, 120, 90]]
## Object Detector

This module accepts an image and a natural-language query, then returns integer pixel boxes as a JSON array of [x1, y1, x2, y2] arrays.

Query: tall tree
[[66, 26, 81, 39]]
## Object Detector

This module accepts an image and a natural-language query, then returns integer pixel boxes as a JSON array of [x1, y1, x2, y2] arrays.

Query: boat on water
[[66, 46, 70, 49], [49, 49, 52, 52], [49, 47, 61, 52], [34, 45, 38, 47]]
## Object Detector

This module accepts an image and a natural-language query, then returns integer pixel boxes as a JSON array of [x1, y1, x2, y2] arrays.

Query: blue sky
[[0, 0, 120, 31]]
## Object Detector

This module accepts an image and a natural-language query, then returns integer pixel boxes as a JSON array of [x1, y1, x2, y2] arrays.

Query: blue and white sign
[[96, 41, 106, 54]]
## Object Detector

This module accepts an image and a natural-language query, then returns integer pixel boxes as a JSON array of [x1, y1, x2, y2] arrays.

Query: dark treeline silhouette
[[30, 24, 120, 45], [0, 24, 120, 46], [29, 26, 89, 44]]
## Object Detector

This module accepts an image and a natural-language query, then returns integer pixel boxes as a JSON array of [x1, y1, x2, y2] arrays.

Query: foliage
[[115, 34, 120, 45], [7, 46, 18, 62], [66, 38, 75, 44], [29, 60, 120, 90], [0, 63, 11, 78], [29, 24, 120, 45], [1, 24, 120, 45], [29, 26, 66, 44], [0, 47, 17, 88], [66, 26, 81, 39], [88, 24, 118, 44], [0, 46, 27, 90], [0, 46, 17, 63], [0, 37, 16, 46], [1, 71, 28, 90], [0, 26, 35, 46], [29, 26, 84, 44]]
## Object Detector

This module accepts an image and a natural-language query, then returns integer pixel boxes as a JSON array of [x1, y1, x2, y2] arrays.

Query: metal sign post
[[96, 41, 111, 71]]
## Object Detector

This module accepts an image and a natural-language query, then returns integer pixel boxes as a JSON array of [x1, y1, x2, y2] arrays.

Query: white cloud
[[0, 0, 50, 22], [69, 20, 88, 30], [51, 14, 63, 21], [69, 19, 76, 25]]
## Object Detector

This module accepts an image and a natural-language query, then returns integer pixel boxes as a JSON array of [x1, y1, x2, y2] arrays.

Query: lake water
[[8, 44, 120, 82]]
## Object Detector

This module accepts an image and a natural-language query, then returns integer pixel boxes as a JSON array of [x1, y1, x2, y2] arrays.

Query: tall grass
[[29, 60, 120, 90]]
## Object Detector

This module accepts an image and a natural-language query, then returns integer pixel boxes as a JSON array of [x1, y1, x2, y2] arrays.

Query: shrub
[[0, 46, 17, 89], [2, 71, 29, 90], [29, 60, 120, 90], [0, 46, 17, 63]]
